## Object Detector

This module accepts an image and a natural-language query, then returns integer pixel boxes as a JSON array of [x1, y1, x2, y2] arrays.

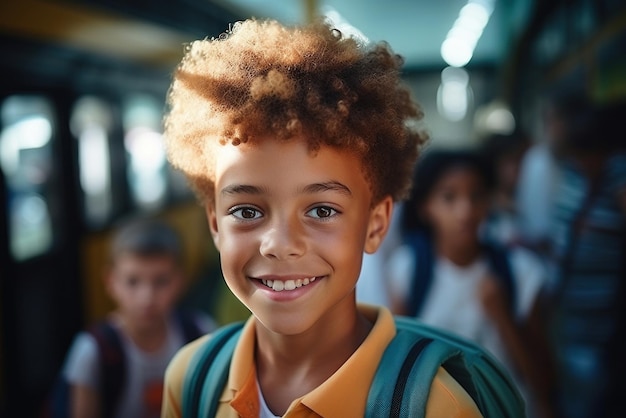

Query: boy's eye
[[229, 206, 262, 220], [307, 206, 337, 219]]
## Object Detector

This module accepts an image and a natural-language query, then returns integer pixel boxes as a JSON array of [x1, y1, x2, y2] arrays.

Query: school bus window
[[0, 95, 55, 261], [122, 94, 167, 210], [71, 96, 114, 227]]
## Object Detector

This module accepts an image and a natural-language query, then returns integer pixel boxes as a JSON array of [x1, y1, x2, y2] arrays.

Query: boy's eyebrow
[[220, 181, 352, 196], [302, 181, 352, 196], [221, 184, 267, 196]]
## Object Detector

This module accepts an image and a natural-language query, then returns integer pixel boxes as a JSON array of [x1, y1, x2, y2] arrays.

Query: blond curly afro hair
[[164, 18, 427, 205]]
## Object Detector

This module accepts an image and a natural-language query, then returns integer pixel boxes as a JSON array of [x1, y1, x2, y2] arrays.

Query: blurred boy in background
[[59, 217, 215, 418]]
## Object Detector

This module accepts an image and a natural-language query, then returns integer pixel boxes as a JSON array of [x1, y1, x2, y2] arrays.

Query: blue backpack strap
[[182, 321, 244, 418], [88, 321, 126, 418], [405, 231, 435, 317], [366, 316, 525, 418]]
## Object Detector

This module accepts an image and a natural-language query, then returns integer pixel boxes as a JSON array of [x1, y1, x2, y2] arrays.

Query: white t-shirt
[[63, 314, 215, 418], [388, 245, 546, 375], [258, 381, 281, 418]]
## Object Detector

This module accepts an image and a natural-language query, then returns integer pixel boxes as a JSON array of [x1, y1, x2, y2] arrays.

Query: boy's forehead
[[213, 135, 347, 169], [211, 136, 373, 196]]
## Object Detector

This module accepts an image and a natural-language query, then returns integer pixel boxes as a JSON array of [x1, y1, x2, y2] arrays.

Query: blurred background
[[0, 0, 624, 416]]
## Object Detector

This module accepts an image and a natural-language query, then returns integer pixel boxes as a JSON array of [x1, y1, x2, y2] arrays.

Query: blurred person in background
[[388, 149, 556, 418], [516, 92, 573, 257], [46, 217, 216, 418], [544, 95, 626, 418], [480, 130, 532, 248]]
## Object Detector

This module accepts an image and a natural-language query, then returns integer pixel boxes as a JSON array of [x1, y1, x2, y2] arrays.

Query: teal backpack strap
[[182, 321, 244, 418], [366, 317, 525, 418], [395, 317, 523, 417], [365, 326, 434, 418]]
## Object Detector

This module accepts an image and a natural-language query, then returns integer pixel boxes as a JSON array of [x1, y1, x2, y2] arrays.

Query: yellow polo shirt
[[162, 305, 482, 418]]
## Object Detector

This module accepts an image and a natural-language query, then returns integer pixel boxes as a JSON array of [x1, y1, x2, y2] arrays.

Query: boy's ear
[[364, 195, 393, 254], [205, 204, 220, 251]]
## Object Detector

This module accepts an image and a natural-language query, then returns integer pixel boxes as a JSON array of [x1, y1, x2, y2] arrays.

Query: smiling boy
[[160, 19, 486, 417]]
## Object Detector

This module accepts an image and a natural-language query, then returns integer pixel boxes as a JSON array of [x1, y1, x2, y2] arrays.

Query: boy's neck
[[254, 303, 372, 414]]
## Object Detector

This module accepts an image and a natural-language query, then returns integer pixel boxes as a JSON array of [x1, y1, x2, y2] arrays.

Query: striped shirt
[[548, 153, 626, 417]]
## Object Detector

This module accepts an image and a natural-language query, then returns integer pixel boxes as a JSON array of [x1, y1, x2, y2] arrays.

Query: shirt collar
[[225, 305, 396, 418]]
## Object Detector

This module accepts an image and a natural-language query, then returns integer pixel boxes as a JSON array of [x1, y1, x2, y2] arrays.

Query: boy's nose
[[259, 218, 305, 260], [136, 284, 156, 305]]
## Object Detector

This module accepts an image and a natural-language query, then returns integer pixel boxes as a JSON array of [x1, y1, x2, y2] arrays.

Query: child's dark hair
[[480, 130, 530, 163], [400, 148, 494, 234], [164, 19, 427, 205], [110, 218, 182, 265], [545, 89, 596, 151]]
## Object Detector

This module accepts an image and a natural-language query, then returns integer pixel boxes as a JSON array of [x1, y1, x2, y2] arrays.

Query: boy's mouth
[[260, 277, 318, 292]]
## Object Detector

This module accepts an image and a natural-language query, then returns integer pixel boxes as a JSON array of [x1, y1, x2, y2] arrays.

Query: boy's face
[[206, 136, 391, 335], [107, 254, 183, 328], [424, 167, 488, 247]]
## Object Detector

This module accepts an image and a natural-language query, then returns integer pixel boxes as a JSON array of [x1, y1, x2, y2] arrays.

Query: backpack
[[41, 310, 205, 418], [181, 317, 525, 418], [405, 231, 516, 317]]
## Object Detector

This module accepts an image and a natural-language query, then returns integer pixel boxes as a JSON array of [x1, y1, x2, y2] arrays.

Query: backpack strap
[[88, 321, 126, 418], [182, 321, 244, 418], [366, 327, 434, 418], [367, 316, 524, 418]]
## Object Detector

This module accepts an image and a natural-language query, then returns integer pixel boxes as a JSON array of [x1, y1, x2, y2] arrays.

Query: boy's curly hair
[[164, 19, 428, 205]]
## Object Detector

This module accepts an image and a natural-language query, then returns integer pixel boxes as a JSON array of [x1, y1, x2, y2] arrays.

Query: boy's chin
[[255, 314, 318, 337]]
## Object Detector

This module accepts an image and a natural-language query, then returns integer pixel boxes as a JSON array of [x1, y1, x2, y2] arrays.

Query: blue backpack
[[41, 311, 204, 418], [405, 231, 516, 317], [181, 317, 525, 418]]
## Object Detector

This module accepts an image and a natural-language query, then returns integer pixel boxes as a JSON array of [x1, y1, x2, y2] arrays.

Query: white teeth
[[260, 277, 318, 291]]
